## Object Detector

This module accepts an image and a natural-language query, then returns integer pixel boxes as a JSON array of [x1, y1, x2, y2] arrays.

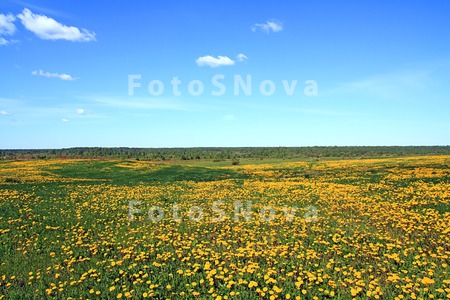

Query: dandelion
[[421, 277, 435, 285]]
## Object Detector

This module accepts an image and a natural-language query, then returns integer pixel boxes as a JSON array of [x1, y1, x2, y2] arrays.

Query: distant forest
[[1, 146, 449, 161]]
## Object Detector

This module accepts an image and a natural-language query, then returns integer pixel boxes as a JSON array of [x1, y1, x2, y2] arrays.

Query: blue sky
[[0, 0, 449, 148]]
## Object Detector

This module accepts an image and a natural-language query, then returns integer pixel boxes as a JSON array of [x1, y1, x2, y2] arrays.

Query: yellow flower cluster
[[0, 156, 449, 298]]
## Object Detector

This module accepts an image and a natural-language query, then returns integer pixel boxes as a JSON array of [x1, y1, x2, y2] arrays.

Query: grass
[[0, 156, 449, 299], [39, 160, 246, 184]]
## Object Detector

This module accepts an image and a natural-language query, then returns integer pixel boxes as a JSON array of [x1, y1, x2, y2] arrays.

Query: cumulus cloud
[[17, 8, 96, 42], [61, 118, 69, 122], [196, 55, 235, 68], [32, 69, 76, 81], [0, 13, 16, 45], [237, 53, 247, 62], [252, 19, 283, 33], [76, 108, 86, 115], [0, 13, 16, 36], [1, 110, 12, 116]]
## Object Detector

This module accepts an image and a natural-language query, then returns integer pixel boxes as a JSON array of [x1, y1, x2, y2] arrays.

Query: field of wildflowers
[[0, 156, 449, 299]]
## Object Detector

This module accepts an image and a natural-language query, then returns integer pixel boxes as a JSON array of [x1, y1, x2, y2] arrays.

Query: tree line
[[0, 146, 449, 161]]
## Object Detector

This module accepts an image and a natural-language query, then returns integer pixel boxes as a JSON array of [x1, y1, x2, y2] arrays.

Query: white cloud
[[17, 8, 96, 42], [32, 69, 76, 81], [76, 108, 86, 115], [0, 37, 9, 45], [237, 53, 247, 62], [0, 37, 18, 46], [1, 110, 12, 116], [0, 13, 16, 36], [223, 114, 235, 121], [62, 118, 69, 122], [252, 20, 283, 33], [196, 55, 235, 68]]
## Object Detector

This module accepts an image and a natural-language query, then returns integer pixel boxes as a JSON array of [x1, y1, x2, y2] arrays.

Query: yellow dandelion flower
[[422, 277, 435, 285]]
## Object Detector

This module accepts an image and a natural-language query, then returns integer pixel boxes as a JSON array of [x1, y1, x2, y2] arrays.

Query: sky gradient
[[1, 0, 449, 149]]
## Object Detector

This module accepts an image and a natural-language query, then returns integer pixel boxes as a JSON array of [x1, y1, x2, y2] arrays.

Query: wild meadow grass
[[0, 156, 449, 299]]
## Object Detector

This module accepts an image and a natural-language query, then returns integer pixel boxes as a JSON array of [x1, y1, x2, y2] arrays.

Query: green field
[[1, 156, 449, 299]]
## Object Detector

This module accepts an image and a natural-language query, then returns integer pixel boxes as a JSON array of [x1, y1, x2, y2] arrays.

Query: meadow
[[0, 156, 449, 299]]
